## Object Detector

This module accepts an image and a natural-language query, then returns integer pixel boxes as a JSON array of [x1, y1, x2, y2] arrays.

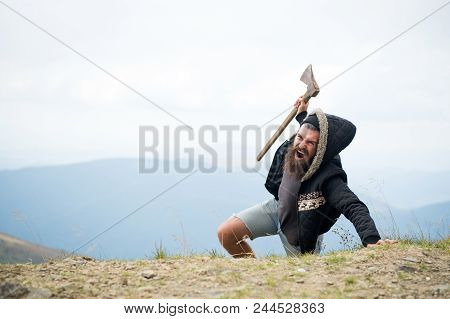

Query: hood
[[300, 108, 356, 182]]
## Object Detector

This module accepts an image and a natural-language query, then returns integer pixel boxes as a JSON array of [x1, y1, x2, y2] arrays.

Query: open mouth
[[296, 150, 305, 159]]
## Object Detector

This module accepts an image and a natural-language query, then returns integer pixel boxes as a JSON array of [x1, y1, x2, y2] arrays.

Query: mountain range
[[0, 158, 448, 260]]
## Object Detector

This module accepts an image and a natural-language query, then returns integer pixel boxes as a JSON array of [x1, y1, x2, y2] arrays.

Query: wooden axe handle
[[256, 93, 312, 161]]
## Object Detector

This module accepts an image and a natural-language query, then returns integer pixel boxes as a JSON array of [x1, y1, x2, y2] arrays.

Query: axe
[[256, 64, 320, 161]]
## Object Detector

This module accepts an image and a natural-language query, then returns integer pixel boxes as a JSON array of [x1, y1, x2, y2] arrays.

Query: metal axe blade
[[256, 65, 320, 161], [300, 64, 320, 102]]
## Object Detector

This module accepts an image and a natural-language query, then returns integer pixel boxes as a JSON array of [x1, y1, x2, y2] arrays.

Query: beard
[[283, 144, 311, 180]]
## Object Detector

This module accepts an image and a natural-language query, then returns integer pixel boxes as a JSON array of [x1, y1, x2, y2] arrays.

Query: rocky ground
[[0, 240, 448, 299]]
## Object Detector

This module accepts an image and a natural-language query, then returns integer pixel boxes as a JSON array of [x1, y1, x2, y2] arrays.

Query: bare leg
[[217, 217, 255, 258]]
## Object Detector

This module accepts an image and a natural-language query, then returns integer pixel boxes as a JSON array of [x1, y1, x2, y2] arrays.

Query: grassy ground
[[0, 239, 448, 299]]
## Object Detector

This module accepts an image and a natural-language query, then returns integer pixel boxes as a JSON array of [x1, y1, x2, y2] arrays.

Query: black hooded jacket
[[265, 110, 381, 253]]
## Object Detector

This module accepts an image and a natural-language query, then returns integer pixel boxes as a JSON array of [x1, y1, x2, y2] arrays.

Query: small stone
[[403, 257, 419, 263], [424, 260, 433, 264], [398, 265, 416, 273], [297, 268, 307, 273], [326, 281, 334, 285], [391, 280, 398, 284], [82, 256, 93, 261], [367, 267, 377, 272], [296, 279, 305, 284], [433, 284, 449, 292], [137, 286, 154, 293], [141, 271, 157, 279], [71, 260, 86, 267], [426, 277, 431, 281], [26, 288, 52, 299], [57, 283, 75, 292], [0, 282, 29, 298]]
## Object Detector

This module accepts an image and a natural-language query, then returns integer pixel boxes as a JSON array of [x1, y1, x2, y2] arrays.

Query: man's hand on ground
[[294, 95, 309, 114], [367, 239, 398, 247]]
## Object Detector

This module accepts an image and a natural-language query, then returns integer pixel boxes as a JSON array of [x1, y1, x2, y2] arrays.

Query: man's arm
[[294, 95, 308, 124], [324, 176, 381, 246]]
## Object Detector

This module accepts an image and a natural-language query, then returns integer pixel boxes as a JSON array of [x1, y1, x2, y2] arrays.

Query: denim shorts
[[232, 198, 322, 256]]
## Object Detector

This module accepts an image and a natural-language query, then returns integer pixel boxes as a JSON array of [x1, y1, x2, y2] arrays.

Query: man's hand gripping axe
[[256, 64, 320, 161]]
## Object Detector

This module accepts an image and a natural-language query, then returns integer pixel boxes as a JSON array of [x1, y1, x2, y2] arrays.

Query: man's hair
[[301, 123, 319, 132]]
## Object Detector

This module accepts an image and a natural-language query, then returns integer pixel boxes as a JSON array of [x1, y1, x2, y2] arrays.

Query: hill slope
[[0, 232, 64, 264], [0, 240, 448, 298]]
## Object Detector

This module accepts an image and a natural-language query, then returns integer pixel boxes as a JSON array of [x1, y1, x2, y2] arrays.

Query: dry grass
[[0, 239, 448, 299]]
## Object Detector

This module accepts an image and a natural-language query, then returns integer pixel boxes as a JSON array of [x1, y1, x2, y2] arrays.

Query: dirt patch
[[0, 241, 448, 298]]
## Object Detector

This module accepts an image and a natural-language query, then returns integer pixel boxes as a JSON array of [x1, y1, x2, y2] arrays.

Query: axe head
[[300, 64, 320, 101]]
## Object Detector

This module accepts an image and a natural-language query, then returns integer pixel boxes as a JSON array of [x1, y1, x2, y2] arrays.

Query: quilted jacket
[[265, 109, 381, 253]]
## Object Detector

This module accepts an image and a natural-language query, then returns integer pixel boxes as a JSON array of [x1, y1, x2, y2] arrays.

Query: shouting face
[[293, 124, 319, 165], [284, 124, 319, 180]]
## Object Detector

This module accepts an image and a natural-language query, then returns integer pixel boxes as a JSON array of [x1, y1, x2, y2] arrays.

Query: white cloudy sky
[[1, 0, 449, 172]]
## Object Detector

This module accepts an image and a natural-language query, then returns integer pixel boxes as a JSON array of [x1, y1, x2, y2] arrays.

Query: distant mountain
[[347, 167, 450, 209], [322, 200, 449, 252], [0, 232, 64, 264], [0, 159, 448, 259]]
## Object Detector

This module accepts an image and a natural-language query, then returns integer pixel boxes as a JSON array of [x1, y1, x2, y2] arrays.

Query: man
[[217, 97, 396, 258]]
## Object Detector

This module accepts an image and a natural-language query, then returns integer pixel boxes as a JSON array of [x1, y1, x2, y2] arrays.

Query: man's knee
[[217, 219, 236, 245], [217, 222, 229, 245], [217, 217, 251, 245]]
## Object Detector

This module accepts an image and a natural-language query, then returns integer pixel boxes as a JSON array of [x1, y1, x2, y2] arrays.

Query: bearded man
[[217, 97, 396, 257]]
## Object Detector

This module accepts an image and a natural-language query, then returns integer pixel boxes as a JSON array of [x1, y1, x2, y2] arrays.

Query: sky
[[1, 0, 449, 173]]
